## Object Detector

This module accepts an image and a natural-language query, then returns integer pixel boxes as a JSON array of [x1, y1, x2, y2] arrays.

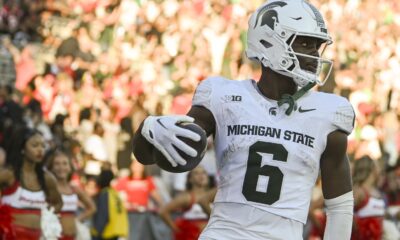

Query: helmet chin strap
[[278, 82, 316, 115]]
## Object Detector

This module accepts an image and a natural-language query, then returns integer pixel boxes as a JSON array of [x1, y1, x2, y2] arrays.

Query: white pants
[[199, 202, 303, 240]]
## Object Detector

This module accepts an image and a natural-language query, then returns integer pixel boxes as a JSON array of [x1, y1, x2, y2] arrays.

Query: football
[[153, 122, 207, 173]]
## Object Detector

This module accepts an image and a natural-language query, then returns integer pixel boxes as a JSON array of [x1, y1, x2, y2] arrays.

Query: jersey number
[[242, 141, 288, 205]]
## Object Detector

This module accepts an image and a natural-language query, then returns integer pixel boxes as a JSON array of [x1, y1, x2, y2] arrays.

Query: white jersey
[[192, 77, 354, 224]]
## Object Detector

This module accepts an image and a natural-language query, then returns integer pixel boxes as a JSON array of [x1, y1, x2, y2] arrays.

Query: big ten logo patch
[[223, 95, 242, 102]]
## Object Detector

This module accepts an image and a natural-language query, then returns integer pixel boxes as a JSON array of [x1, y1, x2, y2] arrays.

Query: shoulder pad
[[192, 77, 227, 109], [331, 97, 355, 135]]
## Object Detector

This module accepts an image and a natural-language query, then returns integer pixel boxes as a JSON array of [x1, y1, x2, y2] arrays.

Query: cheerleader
[[45, 149, 96, 240], [159, 166, 211, 240], [0, 127, 63, 240]]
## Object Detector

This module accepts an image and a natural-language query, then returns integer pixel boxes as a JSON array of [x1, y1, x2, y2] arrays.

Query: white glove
[[41, 206, 62, 240], [141, 115, 201, 167]]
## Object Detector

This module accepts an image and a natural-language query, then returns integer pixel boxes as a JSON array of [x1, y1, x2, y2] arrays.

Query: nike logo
[[291, 17, 302, 20], [298, 107, 316, 113], [156, 119, 167, 129]]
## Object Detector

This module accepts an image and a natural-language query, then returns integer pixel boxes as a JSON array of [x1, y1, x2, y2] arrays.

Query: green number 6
[[242, 141, 288, 205]]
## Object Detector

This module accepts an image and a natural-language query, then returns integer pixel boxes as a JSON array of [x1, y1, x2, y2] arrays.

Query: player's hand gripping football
[[141, 115, 201, 167]]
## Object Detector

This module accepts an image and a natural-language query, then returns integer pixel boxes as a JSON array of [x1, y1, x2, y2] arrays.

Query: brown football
[[153, 122, 207, 173]]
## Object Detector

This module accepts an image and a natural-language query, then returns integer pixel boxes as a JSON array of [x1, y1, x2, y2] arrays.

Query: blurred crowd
[[1, 0, 400, 239]]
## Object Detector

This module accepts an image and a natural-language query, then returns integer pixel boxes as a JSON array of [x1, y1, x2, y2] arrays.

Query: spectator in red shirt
[[113, 159, 165, 240], [114, 159, 163, 212]]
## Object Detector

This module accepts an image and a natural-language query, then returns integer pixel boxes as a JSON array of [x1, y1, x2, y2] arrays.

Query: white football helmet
[[246, 0, 333, 87]]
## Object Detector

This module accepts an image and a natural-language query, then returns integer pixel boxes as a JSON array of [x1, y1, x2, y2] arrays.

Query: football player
[[132, 0, 355, 239]]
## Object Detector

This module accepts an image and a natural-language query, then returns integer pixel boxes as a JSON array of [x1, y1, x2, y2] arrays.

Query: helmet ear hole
[[280, 58, 291, 68]]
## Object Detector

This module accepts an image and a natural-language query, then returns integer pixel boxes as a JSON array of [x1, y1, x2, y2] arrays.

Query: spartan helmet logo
[[253, 1, 287, 49], [254, 1, 287, 29], [269, 107, 277, 116]]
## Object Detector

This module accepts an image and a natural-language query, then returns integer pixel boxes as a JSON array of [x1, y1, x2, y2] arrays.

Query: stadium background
[[0, 0, 400, 239]]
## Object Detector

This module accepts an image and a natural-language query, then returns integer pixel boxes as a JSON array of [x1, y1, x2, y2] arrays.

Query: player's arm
[[132, 77, 216, 167], [320, 130, 353, 240], [187, 106, 215, 137], [320, 130, 352, 198], [132, 106, 215, 166]]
